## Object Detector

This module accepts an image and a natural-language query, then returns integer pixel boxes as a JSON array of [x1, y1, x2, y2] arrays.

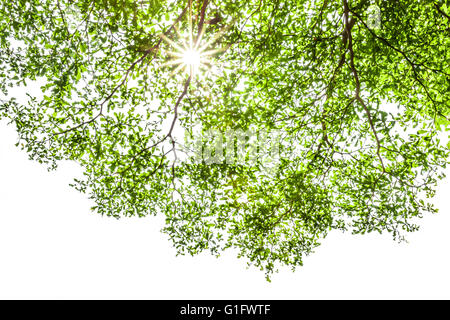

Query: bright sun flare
[[160, 28, 223, 77], [159, 7, 232, 78], [182, 49, 201, 68]]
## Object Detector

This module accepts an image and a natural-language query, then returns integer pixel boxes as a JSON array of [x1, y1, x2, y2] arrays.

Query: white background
[[0, 119, 449, 300]]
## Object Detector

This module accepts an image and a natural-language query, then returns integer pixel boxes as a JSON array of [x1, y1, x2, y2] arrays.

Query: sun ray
[[200, 58, 213, 65], [160, 33, 185, 53], [160, 59, 185, 68], [195, 22, 207, 50], [197, 25, 231, 53], [167, 51, 186, 58], [170, 63, 187, 77], [173, 24, 190, 49], [188, 0, 194, 51], [200, 47, 228, 57]]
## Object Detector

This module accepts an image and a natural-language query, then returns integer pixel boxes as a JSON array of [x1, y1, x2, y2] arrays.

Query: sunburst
[[159, 5, 232, 78]]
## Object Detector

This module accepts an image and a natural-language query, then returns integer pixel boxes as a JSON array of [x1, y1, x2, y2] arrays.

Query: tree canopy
[[0, 0, 449, 279]]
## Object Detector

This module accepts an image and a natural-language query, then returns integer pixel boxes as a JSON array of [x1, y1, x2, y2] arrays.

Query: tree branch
[[349, 8, 449, 121], [343, 0, 386, 173], [196, 0, 209, 41], [434, 3, 450, 21]]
